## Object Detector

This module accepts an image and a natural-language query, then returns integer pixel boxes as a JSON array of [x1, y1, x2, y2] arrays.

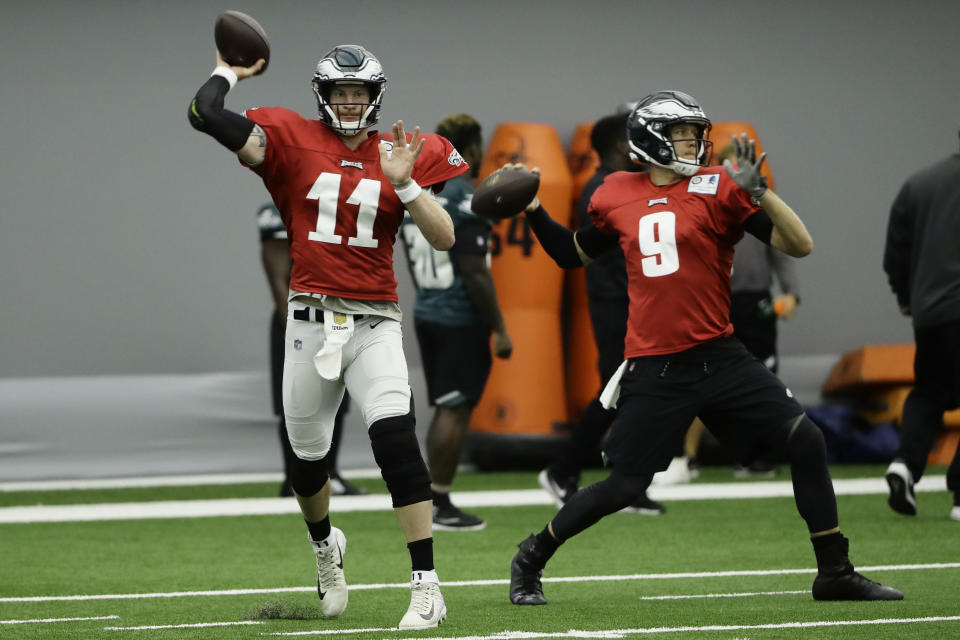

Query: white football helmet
[[626, 90, 712, 177], [311, 45, 387, 135]]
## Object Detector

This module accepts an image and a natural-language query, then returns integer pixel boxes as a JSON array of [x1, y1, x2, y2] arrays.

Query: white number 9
[[638, 211, 679, 277]]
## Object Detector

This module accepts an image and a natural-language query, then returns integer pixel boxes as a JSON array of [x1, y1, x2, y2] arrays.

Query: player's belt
[[293, 308, 363, 323]]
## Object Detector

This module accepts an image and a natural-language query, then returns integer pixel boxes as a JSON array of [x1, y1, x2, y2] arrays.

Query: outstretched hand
[[722, 133, 768, 199], [216, 50, 265, 80], [380, 120, 426, 186]]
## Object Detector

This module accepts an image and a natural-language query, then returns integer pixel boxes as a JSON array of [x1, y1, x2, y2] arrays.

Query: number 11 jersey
[[243, 106, 469, 302]]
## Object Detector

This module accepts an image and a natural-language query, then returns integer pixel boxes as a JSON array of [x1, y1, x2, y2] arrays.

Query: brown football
[[471, 168, 540, 220], [214, 10, 270, 74]]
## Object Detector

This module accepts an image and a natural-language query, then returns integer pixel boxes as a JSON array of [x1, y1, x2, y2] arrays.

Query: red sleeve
[[408, 133, 470, 188], [240, 106, 301, 180], [588, 182, 615, 234]]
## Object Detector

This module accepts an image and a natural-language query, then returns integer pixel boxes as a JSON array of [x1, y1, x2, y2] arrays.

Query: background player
[[506, 90, 902, 606], [189, 44, 467, 629], [401, 113, 513, 531]]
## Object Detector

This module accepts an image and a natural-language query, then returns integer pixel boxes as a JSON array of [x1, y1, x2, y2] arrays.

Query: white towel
[[599, 360, 628, 409], [312, 311, 355, 380]]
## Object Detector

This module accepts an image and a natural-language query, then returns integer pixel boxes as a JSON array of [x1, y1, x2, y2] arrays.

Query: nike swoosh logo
[[419, 601, 435, 621], [369, 319, 384, 329]]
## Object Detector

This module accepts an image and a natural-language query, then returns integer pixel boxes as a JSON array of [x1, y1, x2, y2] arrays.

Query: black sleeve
[[188, 75, 256, 151], [743, 209, 774, 245], [524, 206, 583, 268], [883, 183, 913, 307], [576, 223, 619, 259]]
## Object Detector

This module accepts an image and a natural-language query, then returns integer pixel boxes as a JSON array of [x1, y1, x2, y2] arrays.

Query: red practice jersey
[[589, 167, 760, 357], [243, 107, 469, 301]]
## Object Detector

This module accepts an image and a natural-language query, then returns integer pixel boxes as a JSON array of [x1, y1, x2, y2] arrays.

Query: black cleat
[[329, 473, 368, 496], [620, 493, 667, 515], [510, 535, 547, 605], [433, 502, 486, 531], [885, 461, 917, 516], [812, 570, 904, 601]]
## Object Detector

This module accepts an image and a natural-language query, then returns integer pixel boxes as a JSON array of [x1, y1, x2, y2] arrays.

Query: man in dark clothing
[[883, 133, 960, 521], [537, 113, 664, 515], [511, 90, 901, 606]]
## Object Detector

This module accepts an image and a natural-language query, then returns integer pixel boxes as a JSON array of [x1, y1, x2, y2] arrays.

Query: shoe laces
[[315, 541, 344, 589], [410, 581, 441, 615]]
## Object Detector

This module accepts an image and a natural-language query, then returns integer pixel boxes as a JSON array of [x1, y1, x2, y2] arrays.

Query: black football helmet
[[311, 45, 387, 135], [626, 90, 712, 176]]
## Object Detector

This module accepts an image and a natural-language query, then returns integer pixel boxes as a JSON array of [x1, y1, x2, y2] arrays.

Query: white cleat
[[885, 461, 917, 516], [310, 527, 348, 618], [398, 570, 446, 630], [951, 506, 960, 522], [652, 456, 693, 486]]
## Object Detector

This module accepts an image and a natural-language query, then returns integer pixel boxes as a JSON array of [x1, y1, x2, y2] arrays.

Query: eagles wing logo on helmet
[[312, 45, 388, 135], [626, 90, 713, 177]]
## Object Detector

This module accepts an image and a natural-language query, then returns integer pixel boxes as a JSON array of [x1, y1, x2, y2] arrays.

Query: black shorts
[[414, 320, 492, 408], [604, 336, 804, 475]]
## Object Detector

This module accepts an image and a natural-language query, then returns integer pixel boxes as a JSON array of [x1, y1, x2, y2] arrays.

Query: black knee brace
[[290, 455, 330, 498], [369, 413, 432, 508], [784, 414, 838, 533]]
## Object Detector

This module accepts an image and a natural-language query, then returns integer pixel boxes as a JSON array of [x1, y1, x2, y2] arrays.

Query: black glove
[[722, 133, 768, 199]]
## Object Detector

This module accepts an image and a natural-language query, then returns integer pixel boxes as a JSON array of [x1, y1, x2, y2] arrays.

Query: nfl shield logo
[[294, 339, 302, 351]]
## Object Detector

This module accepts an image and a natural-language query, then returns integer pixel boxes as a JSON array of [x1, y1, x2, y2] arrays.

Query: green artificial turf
[[1, 466, 957, 639]]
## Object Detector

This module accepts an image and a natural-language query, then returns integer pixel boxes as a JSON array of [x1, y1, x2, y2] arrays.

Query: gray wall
[[2, 0, 959, 380]]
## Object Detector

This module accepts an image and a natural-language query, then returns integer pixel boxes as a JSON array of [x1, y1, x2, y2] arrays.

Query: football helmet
[[312, 45, 387, 135], [626, 90, 712, 177]]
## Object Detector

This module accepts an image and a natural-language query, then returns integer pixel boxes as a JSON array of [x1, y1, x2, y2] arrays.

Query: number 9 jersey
[[589, 167, 759, 358], [242, 106, 469, 302]]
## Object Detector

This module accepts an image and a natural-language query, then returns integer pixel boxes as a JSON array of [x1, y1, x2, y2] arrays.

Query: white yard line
[[1, 615, 118, 625], [0, 476, 948, 524], [104, 621, 263, 631], [3, 562, 957, 604]]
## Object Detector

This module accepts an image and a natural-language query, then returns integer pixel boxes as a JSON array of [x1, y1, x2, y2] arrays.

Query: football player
[[507, 90, 903, 605], [400, 114, 513, 532], [190, 44, 466, 629]]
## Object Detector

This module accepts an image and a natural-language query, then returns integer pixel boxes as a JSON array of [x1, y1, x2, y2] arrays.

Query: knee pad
[[369, 413, 431, 508], [781, 414, 828, 467], [603, 471, 651, 507], [290, 455, 329, 498]]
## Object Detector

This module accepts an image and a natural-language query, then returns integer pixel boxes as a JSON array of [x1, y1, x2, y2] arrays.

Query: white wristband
[[211, 66, 238, 90], [393, 179, 422, 204]]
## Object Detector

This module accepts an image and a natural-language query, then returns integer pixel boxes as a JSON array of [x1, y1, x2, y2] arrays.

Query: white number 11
[[306, 172, 381, 248]]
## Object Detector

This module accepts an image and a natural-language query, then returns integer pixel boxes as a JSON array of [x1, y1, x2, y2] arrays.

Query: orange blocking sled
[[468, 123, 573, 464], [563, 121, 602, 420], [823, 344, 960, 465]]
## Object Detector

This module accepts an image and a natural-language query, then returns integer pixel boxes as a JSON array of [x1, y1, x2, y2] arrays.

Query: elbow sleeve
[[188, 76, 255, 151]]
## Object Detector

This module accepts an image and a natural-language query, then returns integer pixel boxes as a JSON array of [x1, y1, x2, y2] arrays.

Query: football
[[471, 168, 540, 220], [214, 10, 270, 74]]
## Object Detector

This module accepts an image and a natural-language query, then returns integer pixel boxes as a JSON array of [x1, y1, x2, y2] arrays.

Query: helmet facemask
[[311, 45, 387, 135]]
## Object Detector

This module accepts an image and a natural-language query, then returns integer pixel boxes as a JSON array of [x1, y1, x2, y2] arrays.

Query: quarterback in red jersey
[[507, 90, 902, 606], [189, 44, 465, 629]]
